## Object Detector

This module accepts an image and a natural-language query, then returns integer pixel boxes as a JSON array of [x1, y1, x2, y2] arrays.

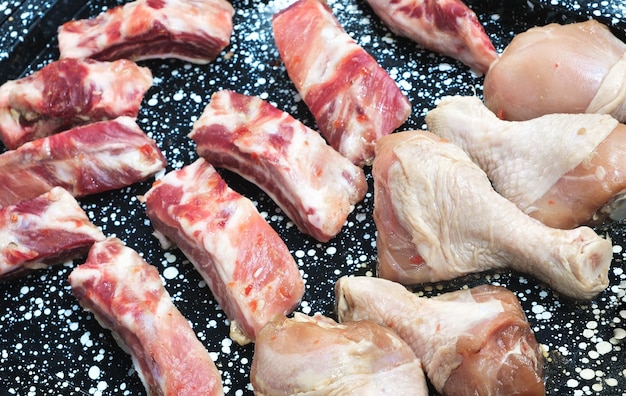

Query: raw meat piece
[[143, 158, 305, 345], [372, 130, 612, 299], [189, 90, 368, 242], [0, 116, 166, 208], [0, 187, 105, 279], [484, 19, 626, 121], [426, 95, 626, 229], [69, 237, 224, 396], [364, 0, 497, 73], [251, 312, 429, 395], [58, 0, 234, 64], [0, 58, 153, 150], [335, 276, 545, 396], [272, 0, 412, 166]]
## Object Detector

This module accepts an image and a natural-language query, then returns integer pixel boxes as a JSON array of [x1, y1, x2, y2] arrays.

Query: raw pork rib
[[189, 90, 368, 242], [272, 0, 412, 166], [0, 187, 105, 279], [364, 0, 497, 73], [69, 238, 224, 396], [336, 276, 545, 396], [143, 158, 305, 345], [484, 20, 626, 121], [0, 116, 166, 208], [58, 0, 234, 64], [426, 95, 626, 229], [372, 131, 612, 299], [251, 312, 429, 395], [0, 58, 153, 149]]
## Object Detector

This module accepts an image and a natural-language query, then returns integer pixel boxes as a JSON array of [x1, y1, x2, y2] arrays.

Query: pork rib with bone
[[335, 276, 545, 396], [426, 95, 626, 228], [0, 58, 152, 150], [58, 0, 234, 64], [250, 312, 429, 395], [69, 238, 224, 396], [189, 90, 367, 243], [272, 0, 412, 166], [0, 187, 105, 279], [372, 130, 612, 300], [0, 116, 166, 209], [484, 19, 626, 122], [143, 158, 304, 345], [363, 0, 498, 73]]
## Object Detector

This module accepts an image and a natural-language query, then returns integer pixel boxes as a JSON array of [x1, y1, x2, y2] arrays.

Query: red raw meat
[[58, 0, 234, 64], [0, 58, 153, 150], [69, 237, 224, 396], [0, 187, 105, 279], [189, 90, 368, 242], [143, 158, 305, 345], [364, 0, 498, 73], [0, 116, 166, 208], [272, 0, 412, 166]]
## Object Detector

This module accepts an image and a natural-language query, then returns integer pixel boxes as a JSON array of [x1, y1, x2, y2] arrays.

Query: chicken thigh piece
[[250, 313, 429, 396], [372, 131, 612, 300], [336, 276, 545, 396], [426, 95, 626, 229], [364, 0, 498, 73], [484, 20, 626, 121]]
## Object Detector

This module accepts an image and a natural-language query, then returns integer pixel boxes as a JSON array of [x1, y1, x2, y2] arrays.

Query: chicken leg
[[484, 19, 626, 122], [251, 312, 429, 395], [426, 95, 626, 229], [372, 130, 612, 299], [335, 276, 545, 396]]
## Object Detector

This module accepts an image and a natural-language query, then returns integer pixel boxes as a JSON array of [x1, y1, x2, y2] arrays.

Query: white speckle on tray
[[221, 337, 233, 354], [567, 378, 579, 388], [88, 365, 101, 380], [80, 332, 93, 348], [595, 340, 613, 355], [162, 266, 179, 280], [579, 368, 595, 380]]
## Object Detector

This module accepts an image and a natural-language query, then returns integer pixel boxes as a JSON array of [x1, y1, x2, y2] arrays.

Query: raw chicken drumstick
[[426, 95, 626, 229], [372, 131, 612, 300], [484, 19, 626, 121], [250, 312, 429, 395], [335, 276, 545, 396], [364, 0, 498, 73]]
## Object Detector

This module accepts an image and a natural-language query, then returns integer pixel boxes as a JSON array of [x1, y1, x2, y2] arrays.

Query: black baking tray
[[0, 0, 624, 395]]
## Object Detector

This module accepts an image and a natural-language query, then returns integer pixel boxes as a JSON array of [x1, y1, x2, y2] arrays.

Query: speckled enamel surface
[[0, 1, 624, 395]]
